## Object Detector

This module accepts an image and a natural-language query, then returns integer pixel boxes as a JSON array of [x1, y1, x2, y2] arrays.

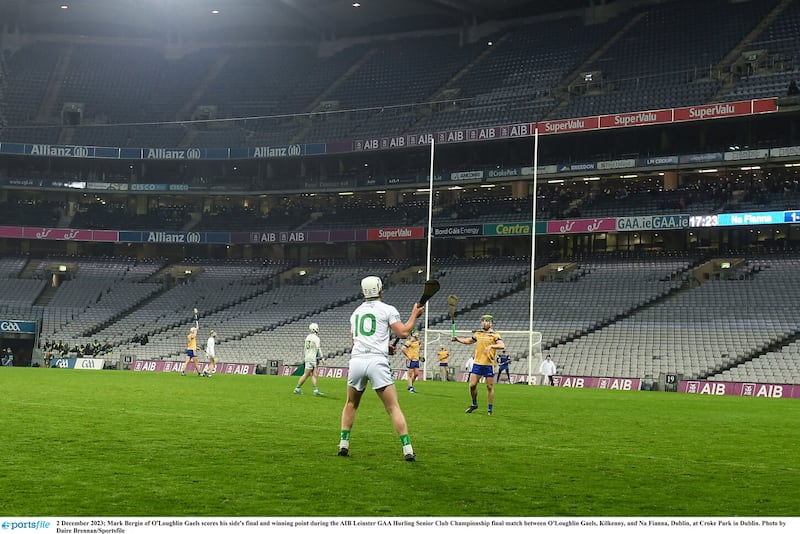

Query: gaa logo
[[186, 148, 201, 159], [73, 146, 90, 158], [288, 144, 301, 156], [186, 232, 201, 243], [0, 321, 22, 332]]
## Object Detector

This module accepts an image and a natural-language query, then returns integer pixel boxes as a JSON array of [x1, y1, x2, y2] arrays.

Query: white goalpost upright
[[527, 125, 541, 385], [422, 136, 435, 376]]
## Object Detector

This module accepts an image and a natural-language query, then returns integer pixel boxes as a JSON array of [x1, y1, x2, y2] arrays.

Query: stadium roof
[[1, 0, 606, 40]]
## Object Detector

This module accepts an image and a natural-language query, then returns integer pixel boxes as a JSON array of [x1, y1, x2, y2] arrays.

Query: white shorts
[[304, 359, 318, 370], [347, 357, 394, 391]]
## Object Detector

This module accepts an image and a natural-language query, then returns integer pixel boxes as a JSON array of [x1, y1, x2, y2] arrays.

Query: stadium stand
[[1, 0, 798, 146], [4, 251, 799, 385], [419, 15, 627, 131], [555, 0, 781, 119], [3, 0, 800, 392], [0, 200, 61, 227], [721, 0, 800, 101]]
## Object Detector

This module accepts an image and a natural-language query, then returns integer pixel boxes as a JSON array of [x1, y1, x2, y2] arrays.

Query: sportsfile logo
[[1, 520, 51, 530]]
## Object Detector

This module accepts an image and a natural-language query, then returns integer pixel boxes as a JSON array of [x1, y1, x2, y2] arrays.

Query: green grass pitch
[[2, 367, 799, 517]]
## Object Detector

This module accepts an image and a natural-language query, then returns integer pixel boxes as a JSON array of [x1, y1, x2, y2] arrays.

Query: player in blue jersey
[[496, 350, 511, 384]]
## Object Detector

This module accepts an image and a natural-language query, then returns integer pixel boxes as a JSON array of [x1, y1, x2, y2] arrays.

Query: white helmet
[[309, 323, 319, 333], [361, 276, 383, 299]]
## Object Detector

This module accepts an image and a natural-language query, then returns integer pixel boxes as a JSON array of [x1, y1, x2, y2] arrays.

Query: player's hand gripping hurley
[[447, 294, 458, 339]]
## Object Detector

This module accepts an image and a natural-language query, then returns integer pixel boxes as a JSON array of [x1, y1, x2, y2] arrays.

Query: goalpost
[[425, 329, 543, 384], [420, 127, 543, 385]]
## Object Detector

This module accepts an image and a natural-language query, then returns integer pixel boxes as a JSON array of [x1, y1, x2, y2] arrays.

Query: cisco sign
[[0, 320, 37, 334]]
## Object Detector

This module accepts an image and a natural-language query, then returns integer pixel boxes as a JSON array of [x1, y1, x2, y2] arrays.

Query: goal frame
[[420, 129, 543, 384], [424, 328, 543, 385]]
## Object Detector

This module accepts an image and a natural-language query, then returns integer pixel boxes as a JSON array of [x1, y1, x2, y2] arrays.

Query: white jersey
[[206, 336, 216, 357], [540, 359, 556, 376], [304, 333, 321, 363], [350, 299, 401, 359]]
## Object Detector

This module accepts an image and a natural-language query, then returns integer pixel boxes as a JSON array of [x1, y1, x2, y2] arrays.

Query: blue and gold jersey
[[187, 329, 197, 351], [472, 329, 502, 366], [403, 338, 421, 362]]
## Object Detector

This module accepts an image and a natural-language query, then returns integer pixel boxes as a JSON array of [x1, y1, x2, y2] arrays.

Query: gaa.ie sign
[[0, 320, 37, 334]]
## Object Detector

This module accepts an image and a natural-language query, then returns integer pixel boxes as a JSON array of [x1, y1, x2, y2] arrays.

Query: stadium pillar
[[663, 171, 678, 191], [512, 180, 527, 198], [385, 190, 399, 208], [135, 196, 147, 216]]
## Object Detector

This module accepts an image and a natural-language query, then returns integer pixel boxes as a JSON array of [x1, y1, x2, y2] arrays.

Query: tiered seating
[[0, 279, 47, 306], [331, 36, 482, 111], [280, 44, 371, 114], [194, 206, 267, 231], [103, 260, 292, 360], [298, 35, 484, 143], [190, 127, 248, 150], [198, 46, 316, 121], [432, 196, 532, 225], [557, 0, 779, 119], [0, 200, 61, 227], [577, 187, 717, 218], [722, 0, 800, 102], [548, 255, 800, 381], [2, 0, 799, 147], [4, 253, 800, 385], [38, 257, 166, 340], [421, 16, 625, 130], [716, 338, 800, 385], [55, 44, 212, 125], [500, 256, 692, 363], [0, 256, 28, 277], [70, 203, 190, 231], [305, 199, 429, 230], [136, 260, 405, 364], [1, 44, 61, 128]]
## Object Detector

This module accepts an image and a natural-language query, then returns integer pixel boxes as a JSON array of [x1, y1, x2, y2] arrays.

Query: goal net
[[423, 329, 543, 385]]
